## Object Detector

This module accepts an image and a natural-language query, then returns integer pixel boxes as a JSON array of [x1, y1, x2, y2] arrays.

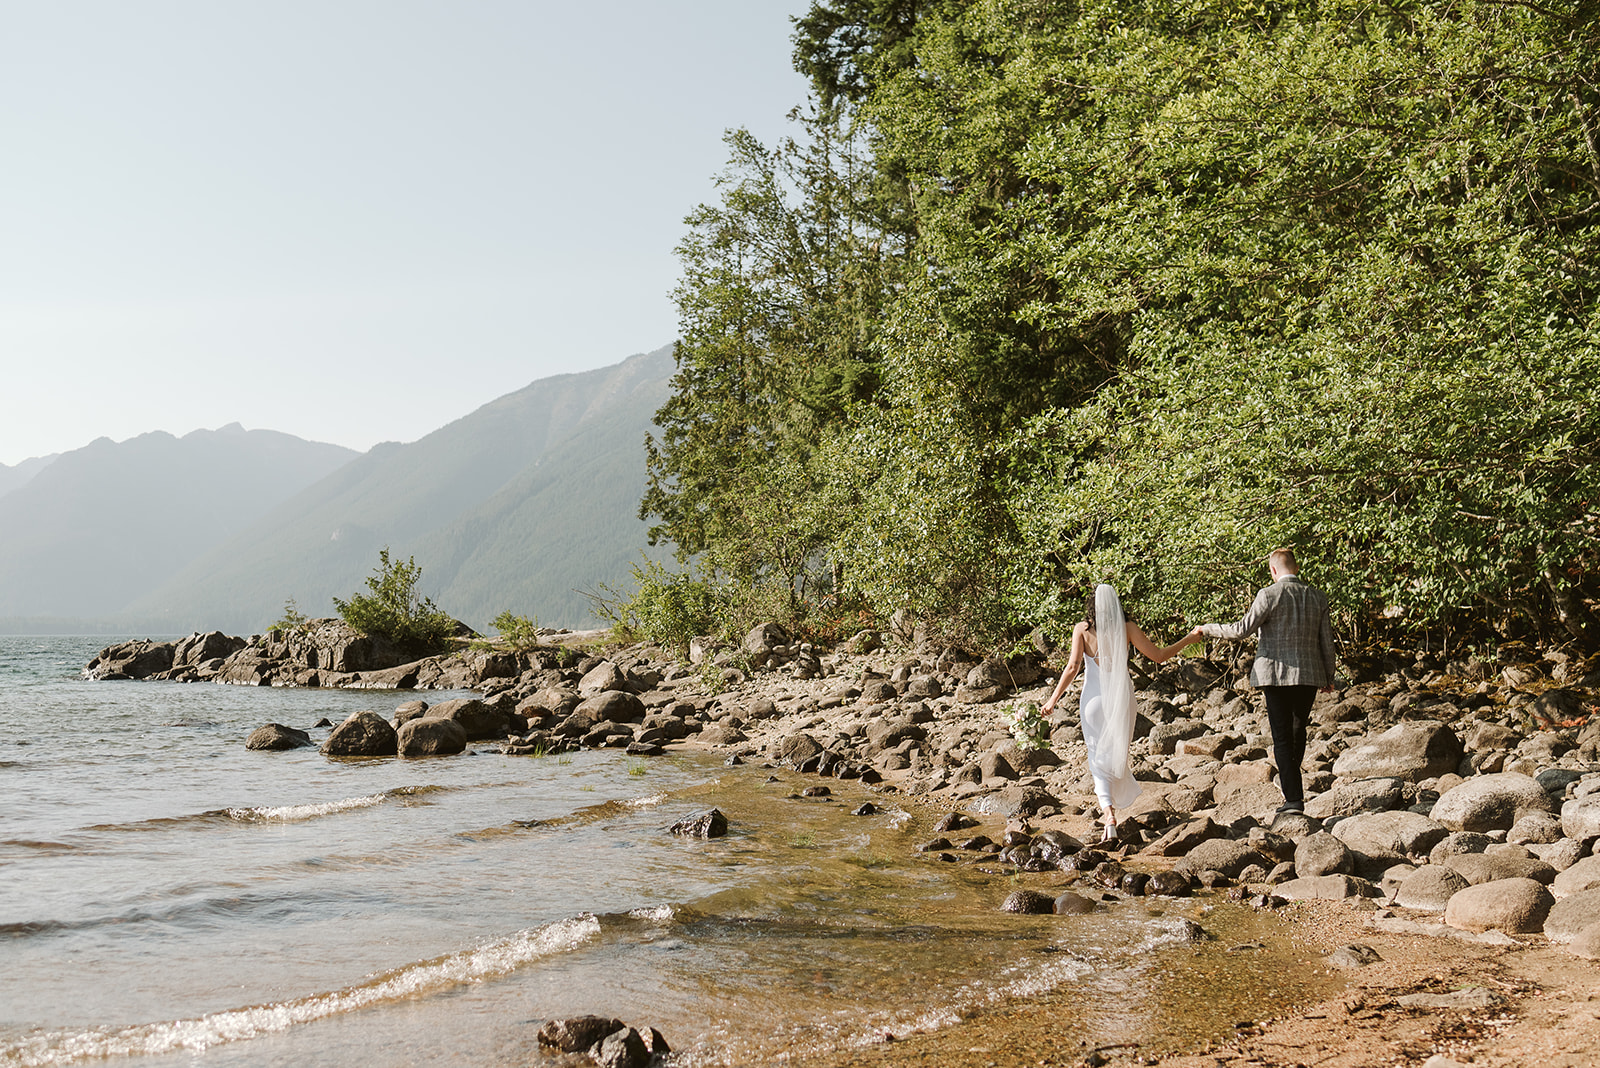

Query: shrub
[[270, 598, 312, 636], [588, 558, 727, 660], [333, 548, 455, 651], [492, 610, 542, 652]]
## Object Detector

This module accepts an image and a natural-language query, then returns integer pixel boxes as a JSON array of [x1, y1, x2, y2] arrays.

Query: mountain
[[0, 426, 358, 621], [0, 453, 61, 500], [127, 345, 676, 633]]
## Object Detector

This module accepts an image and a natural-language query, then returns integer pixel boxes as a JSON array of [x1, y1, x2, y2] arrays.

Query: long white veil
[[1093, 583, 1138, 799]]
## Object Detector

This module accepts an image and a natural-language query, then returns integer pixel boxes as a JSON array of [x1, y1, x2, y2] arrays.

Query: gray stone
[[1274, 874, 1375, 901], [669, 809, 728, 838], [1213, 782, 1284, 825], [1174, 839, 1270, 878], [1143, 817, 1226, 857], [1443, 852, 1557, 886], [1304, 778, 1406, 820], [1509, 811, 1565, 845], [1429, 772, 1553, 832], [537, 1016, 624, 1053], [1052, 891, 1096, 915], [1444, 877, 1553, 933], [1294, 832, 1355, 877], [1530, 838, 1585, 872], [427, 697, 510, 741], [1000, 889, 1056, 914], [1148, 720, 1208, 755], [245, 723, 313, 750], [1428, 831, 1495, 866], [319, 710, 397, 757], [397, 716, 467, 757], [1545, 888, 1600, 942], [1399, 990, 1501, 1011], [1565, 922, 1600, 960], [1332, 721, 1462, 782], [698, 725, 748, 746], [572, 690, 647, 726], [596, 1027, 650, 1068], [1327, 944, 1382, 968], [1395, 866, 1470, 911], [1561, 794, 1600, 841], [1331, 810, 1449, 864], [578, 661, 630, 695], [1552, 855, 1600, 898], [771, 732, 824, 764]]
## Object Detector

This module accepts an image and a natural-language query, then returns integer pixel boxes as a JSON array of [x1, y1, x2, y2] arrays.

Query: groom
[[1189, 548, 1337, 813]]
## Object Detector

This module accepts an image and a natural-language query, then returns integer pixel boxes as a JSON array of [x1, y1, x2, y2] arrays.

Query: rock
[[1053, 891, 1097, 914], [1146, 870, 1193, 896], [1144, 817, 1226, 857], [426, 697, 510, 741], [1269, 811, 1321, 840], [1429, 772, 1553, 832], [1400, 990, 1501, 1012], [1560, 794, 1600, 841], [1327, 944, 1382, 968], [955, 683, 1007, 704], [1545, 888, 1600, 942], [1000, 889, 1056, 914], [1443, 853, 1557, 886], [1304, 778, 1406, 820], [537, 1015, 624, 1053], [1331, 721, 1462, 782], [698, 725, 748, 746], [397, 717, 468, 757], [1174, 839, 1269, 878], [1509, 812, 1565, 845], [245, 723, 313, 750], [596, 1027, 650, 1068], [1443, 877, 1553, 933], [1530, 838, 1585, 872], [393, 700, 430, 726], [1331, 811, 1449, 865], [319, 710, 397, 757], [1147, 720, 1207, 755], [1214, 783, 1285, 825], [1394, 866, 1470, 911], [978, 751, 1017, 782], [1429, 831, 1495, 865], [1552, 856, 1600, 898], [1566, 922, 1600, 960], [1468, 723, 1521, 750], [1294, 832, 1356, 877], [1274, 875, 1375, 901], [173, 630, 247, 669], [578, 661, 630, 695], [772, 733, 824, 765], [669, 809, 728, 838], [84, 638, 176, 680], [573, 690, 647, 726], [981, 784, 1059, 819]]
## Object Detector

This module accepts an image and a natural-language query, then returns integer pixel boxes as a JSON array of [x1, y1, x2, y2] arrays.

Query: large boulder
[[772, 733, 824, 764], [578, 661, 630, 695], [427, 697, 510, 740], [864, 718, 927, 753], [538, 1016, 625, 1054], [320, 710, 398, 757], [1442, 852, 1557, 886], [1429, 773, 1553, 832], [245, 723, 313, 751], [1546, 889, 1600, 942], [1561, 794, 1600, 841], [1444, 877, 1553, 934], [669, 809, 728, 838], [397, 717, 468, 757], [173, 630, 247, 669], [1174, 839, 1270, 878], [1331, 811, 1450, 865], [1213, 783, 1285, 825], [1305, 778, 1406, 820], [84, 638, 176, 680], [1394, 866, 1470, 911], [1295, 832, 1356, 877], [1552, 856, 1600, 898], [1275, 875, 1376, 901], [572, 690, 646, 726], [1331, 721, 1462, 782]]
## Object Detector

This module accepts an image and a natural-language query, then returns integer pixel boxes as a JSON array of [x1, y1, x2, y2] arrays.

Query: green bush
[[589, 558, 727, 660], [492, 610, 542, 652], [270, 598, 311, 636], [333, 548, 456, 651]]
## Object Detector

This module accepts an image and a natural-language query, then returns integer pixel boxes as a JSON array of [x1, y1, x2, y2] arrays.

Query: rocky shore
[[87, 622, 1600, 1064]]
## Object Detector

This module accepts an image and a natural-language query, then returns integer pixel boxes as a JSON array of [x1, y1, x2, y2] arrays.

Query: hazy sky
[[0, 1, 812, 466]]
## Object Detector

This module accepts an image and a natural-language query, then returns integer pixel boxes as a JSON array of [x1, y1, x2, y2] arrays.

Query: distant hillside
[[0, 426, 358, 621], [128, 345, 675, 633], [0, 453, 60, 501]]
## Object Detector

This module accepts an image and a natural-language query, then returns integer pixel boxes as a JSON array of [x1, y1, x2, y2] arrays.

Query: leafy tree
[[333, 548, 456, 651]]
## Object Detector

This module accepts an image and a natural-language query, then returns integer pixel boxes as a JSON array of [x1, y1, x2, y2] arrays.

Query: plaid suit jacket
[[1201, 575, 1337, 687]]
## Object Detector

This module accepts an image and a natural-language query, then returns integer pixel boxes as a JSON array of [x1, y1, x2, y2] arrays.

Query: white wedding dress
[[1079, 630, 1142, 812]]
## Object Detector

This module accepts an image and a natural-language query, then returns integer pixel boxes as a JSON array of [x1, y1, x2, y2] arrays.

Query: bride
[[1040, 584, 1197, 841]]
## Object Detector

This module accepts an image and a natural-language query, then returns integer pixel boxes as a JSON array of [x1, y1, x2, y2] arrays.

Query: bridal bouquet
[[1000, 701, 1051, 750]]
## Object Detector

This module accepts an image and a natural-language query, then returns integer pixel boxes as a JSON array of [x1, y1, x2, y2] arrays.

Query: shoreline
[[81, 624, 1600, 1065]]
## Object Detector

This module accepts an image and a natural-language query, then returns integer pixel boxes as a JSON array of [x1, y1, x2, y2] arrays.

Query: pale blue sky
[[0, 1, 812, 465]]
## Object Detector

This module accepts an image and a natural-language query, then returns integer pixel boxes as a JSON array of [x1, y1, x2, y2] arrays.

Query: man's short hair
[[1269, 547, 1300, 573]]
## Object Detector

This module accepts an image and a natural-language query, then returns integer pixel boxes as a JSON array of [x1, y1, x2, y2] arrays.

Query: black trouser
[[1261, 685, 1317, 804]]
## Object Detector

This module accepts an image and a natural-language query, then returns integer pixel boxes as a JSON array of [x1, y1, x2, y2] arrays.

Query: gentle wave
[[223, 793, 387, 823], [0, 915, 603, 1066]]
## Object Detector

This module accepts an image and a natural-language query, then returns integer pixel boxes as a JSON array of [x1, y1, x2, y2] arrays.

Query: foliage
[[270, 598, 311, 636], [492, 610, 542, 652], [649, 0, 1600, 652], [589, 558, 728, 659], [332, 548, 456, 651]]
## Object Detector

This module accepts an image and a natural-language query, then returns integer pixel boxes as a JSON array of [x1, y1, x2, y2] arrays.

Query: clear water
[[0, 637, 1210, 1067]]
